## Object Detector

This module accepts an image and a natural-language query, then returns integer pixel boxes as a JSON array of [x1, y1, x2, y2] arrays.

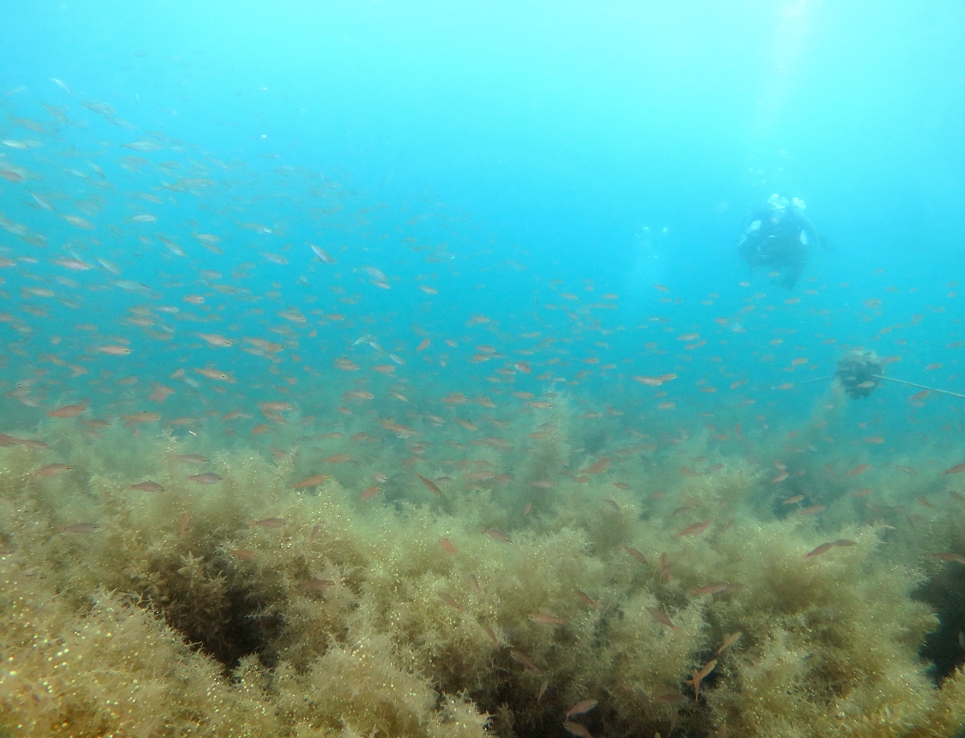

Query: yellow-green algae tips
[[1, 423, 965, 738]]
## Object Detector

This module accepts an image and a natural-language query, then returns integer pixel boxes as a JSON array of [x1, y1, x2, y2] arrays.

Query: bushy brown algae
[[1, 414, 965, 738]]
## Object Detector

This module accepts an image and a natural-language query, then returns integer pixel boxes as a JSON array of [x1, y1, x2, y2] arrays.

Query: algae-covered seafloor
[[3, 388, 965, 738], [2, 68, 965, 737]]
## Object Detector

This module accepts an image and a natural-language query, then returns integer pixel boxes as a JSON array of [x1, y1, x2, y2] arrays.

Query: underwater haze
[[2, 1, 965, 737]]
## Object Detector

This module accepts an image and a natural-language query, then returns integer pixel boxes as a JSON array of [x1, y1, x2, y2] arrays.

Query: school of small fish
[[1, 79, 964, 732]]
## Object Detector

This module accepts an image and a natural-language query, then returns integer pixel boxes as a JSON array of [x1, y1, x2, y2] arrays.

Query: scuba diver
[[738, 194, 825, 289]]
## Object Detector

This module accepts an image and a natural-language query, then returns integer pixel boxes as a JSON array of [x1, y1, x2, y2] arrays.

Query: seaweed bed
[[2, 398, 965, 738]]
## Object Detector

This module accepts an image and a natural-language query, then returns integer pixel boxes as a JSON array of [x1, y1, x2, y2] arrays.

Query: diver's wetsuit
[[738, 196, 820, 289]]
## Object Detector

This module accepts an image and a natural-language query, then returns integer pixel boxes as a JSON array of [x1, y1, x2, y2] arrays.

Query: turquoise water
[[2, 2, 965, 737]]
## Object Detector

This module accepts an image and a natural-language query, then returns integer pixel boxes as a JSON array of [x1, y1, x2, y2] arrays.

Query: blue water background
[[1, 0, 964, 452]]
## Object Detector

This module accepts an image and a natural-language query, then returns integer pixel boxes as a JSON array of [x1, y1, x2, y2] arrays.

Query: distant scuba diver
[[738, 194, 825, 289]]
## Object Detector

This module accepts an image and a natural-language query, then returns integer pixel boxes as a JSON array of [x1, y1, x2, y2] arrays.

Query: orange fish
[[676, 519, 711, 537], [48, 400, 89, 418], [439, 592, 463, 612], [252, 517, 286, 529], [647, 607, 675, 630], [717, 631, 742, 653], [622, 544, 647, 563], [122, 411, 161, 425], [417, 474, 442, 495], [259, 401, 294, 412], [95, 345, 131, 356], [188, 472, 222, 484], [439, 538, 458, 554], [292, 474, 330, 488], [510, 650, 541, 674], [805, 542, 835, 558], [360, 485, 381, 501], [308, 243, 335, 264], [943, 462, 965, 475], [323, 453, 352, 463], [195, 333, 233, 348], [35, 463, 72, 477], [0, 168, 26, 183], [632, 375, 663, 386], [481, 527, 510, 542], [344, 391, 374, 401], [149, 385, 175, 402], [582, 457, 610, 475], [131, 481, 164, 492], [930, 552, 965, 566], [658, 552, 673, 580], [529, 613, 567, 625], [575, 590, 599, 609], [60, 523, 98, 534], [195, 368, 235, 383], [562, 721, 594, 738], [685, 659, 717, 702], [482, 624, 500, 647], [380, 419, 417, 437], [565, 699, 598, 719]]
